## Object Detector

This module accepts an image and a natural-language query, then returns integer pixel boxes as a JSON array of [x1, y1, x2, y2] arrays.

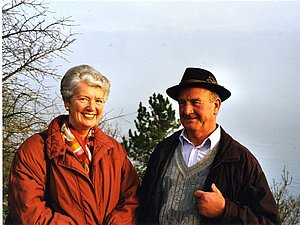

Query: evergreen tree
[[122, 93, 181, 178]]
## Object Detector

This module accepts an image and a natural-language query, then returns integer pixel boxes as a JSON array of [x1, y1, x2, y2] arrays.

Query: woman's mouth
[[82, 113, 96, 119]]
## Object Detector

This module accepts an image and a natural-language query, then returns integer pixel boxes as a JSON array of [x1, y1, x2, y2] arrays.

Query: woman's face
[[65, 81, 105, 137]]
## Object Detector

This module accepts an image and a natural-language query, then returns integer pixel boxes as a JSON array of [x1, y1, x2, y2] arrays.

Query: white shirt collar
[[179, 125, 221, 150]]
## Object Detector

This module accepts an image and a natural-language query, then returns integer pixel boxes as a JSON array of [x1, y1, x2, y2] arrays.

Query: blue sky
[[49, 1, 300, 192]]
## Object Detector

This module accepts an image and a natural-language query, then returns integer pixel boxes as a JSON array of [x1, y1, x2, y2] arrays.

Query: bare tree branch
[[2, 0, 78, 217]]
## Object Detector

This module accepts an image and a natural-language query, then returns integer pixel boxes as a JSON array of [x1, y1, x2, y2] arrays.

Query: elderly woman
[[8, 65, 139, 225]]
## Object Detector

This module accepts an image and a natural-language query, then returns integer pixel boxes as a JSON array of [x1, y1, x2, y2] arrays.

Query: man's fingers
[[194, 190, 205, 198], [195, 183, 221, 197]]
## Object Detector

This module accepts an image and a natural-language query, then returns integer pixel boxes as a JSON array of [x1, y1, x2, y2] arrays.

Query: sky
[[48, 1, 300, 193]]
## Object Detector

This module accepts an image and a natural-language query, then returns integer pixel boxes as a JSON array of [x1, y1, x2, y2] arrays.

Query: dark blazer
[[138, 127, 280, 225]]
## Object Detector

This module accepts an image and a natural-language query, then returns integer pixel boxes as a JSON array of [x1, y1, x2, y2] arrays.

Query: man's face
[[178, 87, 220, 135]]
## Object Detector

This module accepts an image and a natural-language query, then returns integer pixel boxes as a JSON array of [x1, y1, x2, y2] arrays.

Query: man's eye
[[178, 101, 185, 105], [192, 100, 201, 105]]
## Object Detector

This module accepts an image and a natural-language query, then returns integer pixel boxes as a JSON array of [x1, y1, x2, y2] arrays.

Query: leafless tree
[[2, 0, 76, 151], [2, 0, 76, 217], [271, 167, 300, 225]]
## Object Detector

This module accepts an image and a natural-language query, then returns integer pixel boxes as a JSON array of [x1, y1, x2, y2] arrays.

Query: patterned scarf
[[61, 123, 95, 175]]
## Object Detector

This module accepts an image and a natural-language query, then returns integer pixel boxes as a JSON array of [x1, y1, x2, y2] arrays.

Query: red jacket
[[9, 115, 139, 225]]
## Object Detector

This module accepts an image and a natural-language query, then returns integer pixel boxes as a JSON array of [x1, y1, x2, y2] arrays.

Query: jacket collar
[[45, 115, 113, 160], [45, 115, 67, 159], [216, 127, 240, 162]]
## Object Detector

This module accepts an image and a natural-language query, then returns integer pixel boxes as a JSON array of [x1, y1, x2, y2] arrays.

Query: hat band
[[180, 77, 218, 85]]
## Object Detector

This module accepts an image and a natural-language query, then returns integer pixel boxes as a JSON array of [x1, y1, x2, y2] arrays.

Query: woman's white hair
[[60, 65, 111, 103]]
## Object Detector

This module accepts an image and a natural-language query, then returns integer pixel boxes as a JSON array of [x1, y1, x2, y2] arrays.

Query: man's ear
[[213, 99, 221, 115]]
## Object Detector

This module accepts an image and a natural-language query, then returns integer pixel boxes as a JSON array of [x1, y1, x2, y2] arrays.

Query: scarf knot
[[61, 123, 95, 175]]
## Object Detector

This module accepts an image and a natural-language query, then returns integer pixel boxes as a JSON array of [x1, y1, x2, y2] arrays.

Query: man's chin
[[183, 124, 198, 131]]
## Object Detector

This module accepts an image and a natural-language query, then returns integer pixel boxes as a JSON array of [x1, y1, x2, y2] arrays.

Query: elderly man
[[138, 68, 280, 225]]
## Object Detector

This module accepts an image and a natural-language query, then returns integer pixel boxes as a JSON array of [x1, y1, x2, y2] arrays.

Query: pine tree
[[122, 93, 181, 178]]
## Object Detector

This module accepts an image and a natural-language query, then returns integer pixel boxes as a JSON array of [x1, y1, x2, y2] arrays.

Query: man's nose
[[182, 103, 194, 115]]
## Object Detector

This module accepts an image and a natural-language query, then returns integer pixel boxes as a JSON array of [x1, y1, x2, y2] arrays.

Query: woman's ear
[[64, 102, 70, 111]]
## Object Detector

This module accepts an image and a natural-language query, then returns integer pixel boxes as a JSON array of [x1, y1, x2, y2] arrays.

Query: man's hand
[[194, 183, 225, 218]]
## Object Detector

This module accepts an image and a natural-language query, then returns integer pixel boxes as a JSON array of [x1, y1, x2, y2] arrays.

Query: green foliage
[[271, 167, 300, 225], [122, 93, 181, 178]]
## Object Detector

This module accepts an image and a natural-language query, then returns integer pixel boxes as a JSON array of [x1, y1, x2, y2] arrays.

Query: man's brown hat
[[166, 67, 231, 102]]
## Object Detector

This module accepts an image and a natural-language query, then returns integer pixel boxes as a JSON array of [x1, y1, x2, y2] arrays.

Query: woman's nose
[[86, 101, 96, 111]]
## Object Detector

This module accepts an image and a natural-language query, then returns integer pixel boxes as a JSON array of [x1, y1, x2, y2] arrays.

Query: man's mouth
[[183, 116, 198, 120]]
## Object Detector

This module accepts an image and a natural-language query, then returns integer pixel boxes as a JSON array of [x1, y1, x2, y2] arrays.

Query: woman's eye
[[80, 98, 89, 102], [96, 99, 104, 104]]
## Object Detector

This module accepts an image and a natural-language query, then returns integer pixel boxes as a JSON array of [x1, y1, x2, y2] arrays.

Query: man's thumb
[[211, 183, 221, 193]]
